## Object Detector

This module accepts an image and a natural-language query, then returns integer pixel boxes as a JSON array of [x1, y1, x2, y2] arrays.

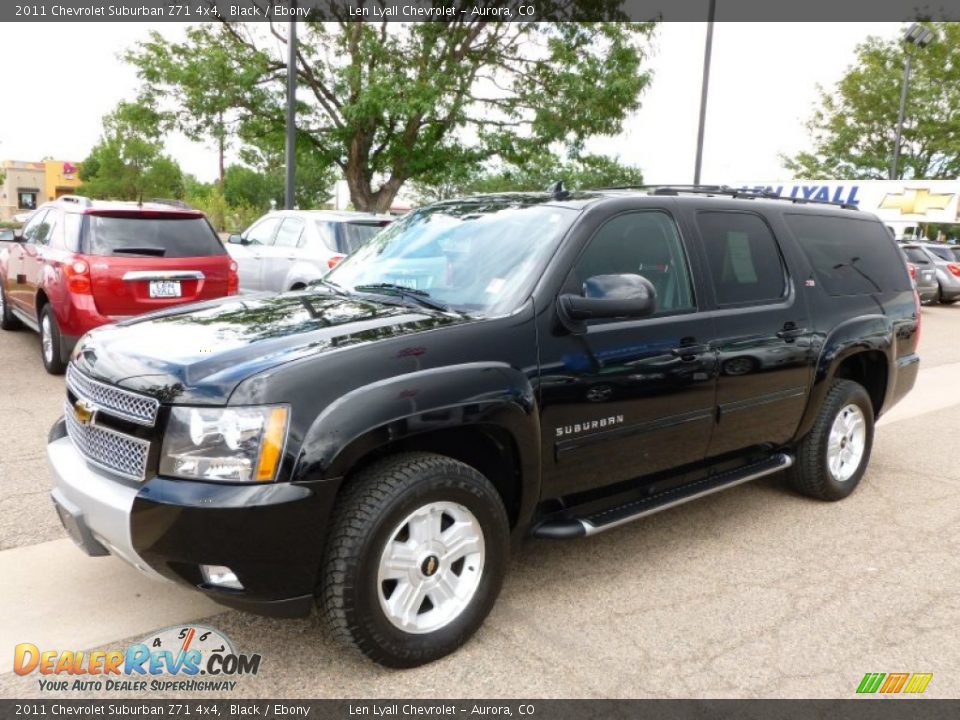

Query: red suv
[[0, 196, 238, 373]]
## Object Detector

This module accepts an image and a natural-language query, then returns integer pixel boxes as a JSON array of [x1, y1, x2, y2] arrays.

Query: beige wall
[[1, 162, 46, 221]]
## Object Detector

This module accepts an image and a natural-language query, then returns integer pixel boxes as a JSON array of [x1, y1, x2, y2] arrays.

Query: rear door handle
[[776, 327, 808, 340]]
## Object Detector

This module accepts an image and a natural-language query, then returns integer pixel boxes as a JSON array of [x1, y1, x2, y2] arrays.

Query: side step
[[532, 453, 794, 539]]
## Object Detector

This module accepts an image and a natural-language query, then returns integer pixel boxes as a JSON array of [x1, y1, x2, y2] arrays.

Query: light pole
[[285, 9, 297, 209], [890, 23, 934, 180], [693, 0, 716, 186]]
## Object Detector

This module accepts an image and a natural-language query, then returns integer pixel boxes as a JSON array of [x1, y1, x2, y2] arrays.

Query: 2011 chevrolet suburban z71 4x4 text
[[48, 187, 919, 667]]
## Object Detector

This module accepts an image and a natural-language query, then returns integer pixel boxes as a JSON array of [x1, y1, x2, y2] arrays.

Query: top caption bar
[[6, 0, 960, 22]]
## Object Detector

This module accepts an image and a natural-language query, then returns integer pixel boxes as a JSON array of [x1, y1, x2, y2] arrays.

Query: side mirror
[[226, 234, 245, 245], [558, 274, 656, 331]]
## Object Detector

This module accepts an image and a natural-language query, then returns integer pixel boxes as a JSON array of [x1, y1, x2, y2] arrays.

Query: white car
[[226, 210, 393, 292]]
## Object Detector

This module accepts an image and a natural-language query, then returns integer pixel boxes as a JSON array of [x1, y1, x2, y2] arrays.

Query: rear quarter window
[[82, 215, 226, 258], [784, 214, 912, 295]]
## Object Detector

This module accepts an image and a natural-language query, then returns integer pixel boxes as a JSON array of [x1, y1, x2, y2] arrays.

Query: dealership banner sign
[[739, 180, 960, 227]]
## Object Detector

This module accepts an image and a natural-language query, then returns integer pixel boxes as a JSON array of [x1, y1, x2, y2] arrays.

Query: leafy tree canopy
[[785, 22, 960, 180], [125, 9, 654, 211], [79, 101, 184, 200]]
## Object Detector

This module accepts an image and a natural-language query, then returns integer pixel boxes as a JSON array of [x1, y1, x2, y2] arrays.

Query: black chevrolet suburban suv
[[48, 187, 919, 667]]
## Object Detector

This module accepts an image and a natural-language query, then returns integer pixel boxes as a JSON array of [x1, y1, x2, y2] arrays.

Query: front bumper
[[48, 417, 338, 618]]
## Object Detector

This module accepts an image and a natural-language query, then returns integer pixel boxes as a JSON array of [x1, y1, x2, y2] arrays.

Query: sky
[[0, 21, 903, 188]]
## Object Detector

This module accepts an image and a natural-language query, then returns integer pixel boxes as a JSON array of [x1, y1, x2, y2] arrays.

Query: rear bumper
[[47, 417, 336, 618]]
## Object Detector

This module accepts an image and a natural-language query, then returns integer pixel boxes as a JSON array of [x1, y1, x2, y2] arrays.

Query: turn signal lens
[[327, 254, 346, 270], [64, 260, 91, 294], [947, 263, 960, 278], [907, 263, 917, 280], [255, 407, 289, 482]]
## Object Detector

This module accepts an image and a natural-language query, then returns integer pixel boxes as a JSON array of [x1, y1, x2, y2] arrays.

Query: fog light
[[200, 564, 243, 590]]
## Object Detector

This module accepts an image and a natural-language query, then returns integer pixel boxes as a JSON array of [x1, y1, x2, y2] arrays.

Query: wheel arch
[[795, 314, 894, 440]]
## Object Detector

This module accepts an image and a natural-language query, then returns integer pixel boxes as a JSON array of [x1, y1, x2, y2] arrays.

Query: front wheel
[[787, 379, 874, 501], [322, 452, 509, 667]]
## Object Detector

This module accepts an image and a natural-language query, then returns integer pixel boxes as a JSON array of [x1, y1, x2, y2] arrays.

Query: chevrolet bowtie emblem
[[73, 399, 97, 426], [879, 188, 954, 216]]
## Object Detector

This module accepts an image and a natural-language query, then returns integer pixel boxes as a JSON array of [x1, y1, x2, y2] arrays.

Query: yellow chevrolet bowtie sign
[[879, 188, 955, 216]]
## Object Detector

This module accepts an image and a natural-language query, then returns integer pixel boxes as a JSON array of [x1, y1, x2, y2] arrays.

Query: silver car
[[903, 242, 960, 304], [226, 210, 392, 293], [900, 246, 939, 304]]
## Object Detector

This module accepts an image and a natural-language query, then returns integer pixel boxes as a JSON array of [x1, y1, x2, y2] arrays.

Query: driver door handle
[[671, 343, 710, 358]]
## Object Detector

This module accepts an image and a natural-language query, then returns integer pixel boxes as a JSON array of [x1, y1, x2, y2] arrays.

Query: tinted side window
[[925, 245, 953, 261], [340, 222, 390, 254], [315, 221, 338, 252], [572, 211, 695, 315], [245, 217, 281, 246], [697, 211, 785, 305], [785, 214, 913, 295], [275, 217, 305, 248]]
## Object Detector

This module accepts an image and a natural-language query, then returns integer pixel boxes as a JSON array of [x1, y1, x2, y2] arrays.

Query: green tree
[[412, 152, 644, 202], [126, 10, 654, 212], [785, 22, 960, 180], [79, 101, 184, 200]]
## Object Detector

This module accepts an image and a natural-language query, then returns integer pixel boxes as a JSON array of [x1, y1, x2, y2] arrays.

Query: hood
[[71, 290, 467, 404]]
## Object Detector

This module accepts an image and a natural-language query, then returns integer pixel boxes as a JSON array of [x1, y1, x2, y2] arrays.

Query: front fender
[[293, 362, 541, 522], [794, 314, 893, 440]]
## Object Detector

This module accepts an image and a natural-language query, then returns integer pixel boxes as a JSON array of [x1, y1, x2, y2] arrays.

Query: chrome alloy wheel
[[41, 314, 54, 363], [827, 403, 866, 482], [377, 501, 485, 634]]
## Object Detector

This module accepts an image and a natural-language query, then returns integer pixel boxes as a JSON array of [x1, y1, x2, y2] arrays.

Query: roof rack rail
[[596, 184, 859, 210]]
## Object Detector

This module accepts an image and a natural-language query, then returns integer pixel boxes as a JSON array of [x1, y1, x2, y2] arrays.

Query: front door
[[687, 208, 814, 457], [8, 209, 50, 313], [235, 216, 282, 291], [538, 209, 718, 499]]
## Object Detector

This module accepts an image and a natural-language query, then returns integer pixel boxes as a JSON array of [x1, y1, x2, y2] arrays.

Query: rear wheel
[[787, 379, 874, 501], [40, 305, 67, 375], [0, 283, 22, 330], [932, 284, 943, 305], [322, 452, 509, 667]]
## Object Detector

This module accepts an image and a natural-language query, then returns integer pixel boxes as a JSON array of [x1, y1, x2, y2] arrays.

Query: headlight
[[160, 406, 290, 483]]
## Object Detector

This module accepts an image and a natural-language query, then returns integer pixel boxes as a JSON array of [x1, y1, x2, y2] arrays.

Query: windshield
[[326, 200, 577, 316]]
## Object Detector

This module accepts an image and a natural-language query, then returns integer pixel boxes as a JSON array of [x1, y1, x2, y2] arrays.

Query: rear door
[[82, 212, 230, 318], [21, 208, 58, 309], [259, 216, 305, 292], [686, 208, 814, 458]]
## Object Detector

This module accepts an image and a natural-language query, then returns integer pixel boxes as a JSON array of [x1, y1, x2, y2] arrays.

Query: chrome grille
[[64, 402, 150, 482], [67, 365, 160, 427]]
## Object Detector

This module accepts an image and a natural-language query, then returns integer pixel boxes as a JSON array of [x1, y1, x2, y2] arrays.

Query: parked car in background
[[226, 210, 393, 293], [0, 196, 238, 374], [901, 242, 960, 304], [900, 247, 938, 304]]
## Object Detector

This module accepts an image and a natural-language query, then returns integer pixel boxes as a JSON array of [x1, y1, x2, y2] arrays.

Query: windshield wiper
[[113, 247, 166, 256], [313, 278, 352, 296], [353, 283, 451, 312]]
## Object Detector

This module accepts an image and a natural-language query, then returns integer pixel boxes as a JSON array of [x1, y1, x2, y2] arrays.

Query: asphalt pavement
[[1, 306, 959, 698]]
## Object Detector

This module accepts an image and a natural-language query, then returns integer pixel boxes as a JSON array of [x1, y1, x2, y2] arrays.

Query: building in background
[[1, 159, 82, 221]]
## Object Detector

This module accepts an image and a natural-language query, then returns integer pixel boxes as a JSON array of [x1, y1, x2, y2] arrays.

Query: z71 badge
[[556, 415, 625, 438]]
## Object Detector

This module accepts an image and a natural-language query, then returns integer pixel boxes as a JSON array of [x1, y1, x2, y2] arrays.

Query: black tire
[[39, 304, 67, 375], [787, 379, 874, 501], [322, 452, 509, 668], [932, 284, 942, 305], [0, 282, 22, 330], [940, 297, 958, 305]]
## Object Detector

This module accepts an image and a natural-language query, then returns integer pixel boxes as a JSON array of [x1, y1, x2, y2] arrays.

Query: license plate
[[149, 280, 182, 298]]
